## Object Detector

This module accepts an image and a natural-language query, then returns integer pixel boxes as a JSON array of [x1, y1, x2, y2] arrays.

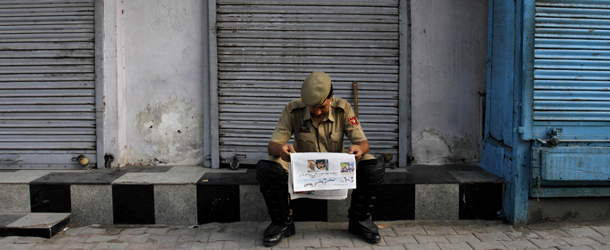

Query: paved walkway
[[1, 220, 610, 250]]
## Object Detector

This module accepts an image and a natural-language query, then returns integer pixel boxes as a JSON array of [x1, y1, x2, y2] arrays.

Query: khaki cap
[[301, 71, 332, 106]]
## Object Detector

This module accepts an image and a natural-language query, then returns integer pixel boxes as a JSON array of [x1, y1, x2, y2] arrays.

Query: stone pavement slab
[[559, 246, 597, 250], [83, 235, 119, 243], [120, 227, 147, 235], [379, 228, 397, 237], [529, 238, 570, 248], [500, 240, 539, 250], [148, 234, 180, 243], [437, 242, 473, 250], [404, 242, 440, 250], [371, 245, 406, 250], [452, 225, 487, 235], [189, 241, 224, 250], [504, 230, 540, 241], [338, 247, 373, 250], [423, 226, 457, 236], [591, 226, 610, 236], [0, 236, 18, 244], [444, 234, 480, 243], [208, 232, 241, 242], [1, 220, 610, 250], [30, 243, 67, 250], [288, 238, 322, 248], [321, 238, 354, 247], [394, 226, 427, 236], [92, 242, 130, 249], [125, 242, 162, 250], [413, 235, 450, 244], [537, 228, 573, 239], [564, 227, 604, 238], [14, 236, 45, 244], [562, 237, 602, 247], [383, 235, 417, 245], [61, 242, 98, 250], [590, 235, 610, 245], [4, 243, 39, 250], [473, 232, 511, 242], [467, 240, 508, 250], [117, 233, 151, 243]]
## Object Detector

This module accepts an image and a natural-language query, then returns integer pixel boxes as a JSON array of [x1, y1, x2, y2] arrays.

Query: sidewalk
[[1, 220, 609, 250]]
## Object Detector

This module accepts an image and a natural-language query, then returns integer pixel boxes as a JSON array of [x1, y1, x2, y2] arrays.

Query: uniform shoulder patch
[[332, 98, 350, 111], [288, 98, 307, 113], [349, 117, 358, 126]]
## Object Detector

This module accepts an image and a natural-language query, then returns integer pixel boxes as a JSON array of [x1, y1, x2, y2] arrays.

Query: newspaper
[[288, 152, 356, 200]]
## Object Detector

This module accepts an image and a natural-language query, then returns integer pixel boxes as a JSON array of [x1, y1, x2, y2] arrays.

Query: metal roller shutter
[[525, 0, 610, 141], [216, 0, 400, 165], [0, 0, 96, 169]]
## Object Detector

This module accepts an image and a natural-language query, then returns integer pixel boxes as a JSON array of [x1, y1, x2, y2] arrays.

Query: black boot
[[263, 215, 295, 247], [256, 160, 295, 247], [348, 159, 385, 244], [349, 217, 381, 244]]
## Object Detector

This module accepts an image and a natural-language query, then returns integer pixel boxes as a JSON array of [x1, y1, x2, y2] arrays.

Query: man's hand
[[348, 145, 364, 161], [279, 144, 296, 162], [348, 140, 369, 161], [268, 141, 296, 162]]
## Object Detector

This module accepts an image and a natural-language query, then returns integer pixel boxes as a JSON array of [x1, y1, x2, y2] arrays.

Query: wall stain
[[412, 129, 479, 164], [412, 129, 450, 164], [130, 98, 203, 165]]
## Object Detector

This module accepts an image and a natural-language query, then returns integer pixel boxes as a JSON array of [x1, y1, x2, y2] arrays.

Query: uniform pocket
[[295, 132, 316, 152], [327, 132, 344, 152]]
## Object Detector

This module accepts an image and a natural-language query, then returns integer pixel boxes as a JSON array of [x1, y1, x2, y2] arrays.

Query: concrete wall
[[410, 0, 488, 164], [105, 0, 488, 167], [118, 0, 209, 166], [529, 198, 610, 223]]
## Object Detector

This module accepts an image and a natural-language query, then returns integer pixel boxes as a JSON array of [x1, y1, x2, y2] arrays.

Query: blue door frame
[[484, 0, 610, 225], [482, 0, 531, 225]]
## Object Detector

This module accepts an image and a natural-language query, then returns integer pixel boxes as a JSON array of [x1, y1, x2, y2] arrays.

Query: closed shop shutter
[[0, 0, 96, 168], [527, 0, 610, 141], [525, 0, 610, 194], [215, 0, 401, 165]]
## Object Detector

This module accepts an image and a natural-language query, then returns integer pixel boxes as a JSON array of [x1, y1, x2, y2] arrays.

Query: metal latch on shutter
[[547, 128, 561, 146], [230, 154, 247, 170], [536, 128, 561, 146], [72, 155, 90, 166]]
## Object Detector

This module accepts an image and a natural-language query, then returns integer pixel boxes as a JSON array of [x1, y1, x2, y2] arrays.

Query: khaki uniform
[[267, 97, 375, 171]]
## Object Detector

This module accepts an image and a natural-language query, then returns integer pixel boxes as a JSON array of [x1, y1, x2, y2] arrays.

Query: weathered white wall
[[105, 0, 487, 167], [119, 0, 208, 165], [410, 0, 488, 164]]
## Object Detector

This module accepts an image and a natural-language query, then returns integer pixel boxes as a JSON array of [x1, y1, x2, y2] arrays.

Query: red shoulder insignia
[[349, 117, 358, 126]]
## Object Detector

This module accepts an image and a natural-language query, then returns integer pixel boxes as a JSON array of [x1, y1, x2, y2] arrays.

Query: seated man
[[256, 71, 385, 247]]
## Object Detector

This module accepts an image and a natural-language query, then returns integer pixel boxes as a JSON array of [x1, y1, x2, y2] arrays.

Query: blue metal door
[[523, 0, 610, 196]]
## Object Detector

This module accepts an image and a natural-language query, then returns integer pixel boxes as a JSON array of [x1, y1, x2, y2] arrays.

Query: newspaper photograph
[[288, 153, 356, 200]]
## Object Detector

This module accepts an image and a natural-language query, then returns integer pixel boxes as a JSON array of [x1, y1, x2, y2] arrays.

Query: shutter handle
[[72, 155, 89, 166], [548, 128, 560, 146], [549, 135, 560, 146], [230, 154, 246, 170]]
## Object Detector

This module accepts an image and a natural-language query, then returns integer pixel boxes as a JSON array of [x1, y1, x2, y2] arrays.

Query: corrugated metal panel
[[216, 0, 400, 164], [533, 0, 610, 128], [0, 0, 96, 168]]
